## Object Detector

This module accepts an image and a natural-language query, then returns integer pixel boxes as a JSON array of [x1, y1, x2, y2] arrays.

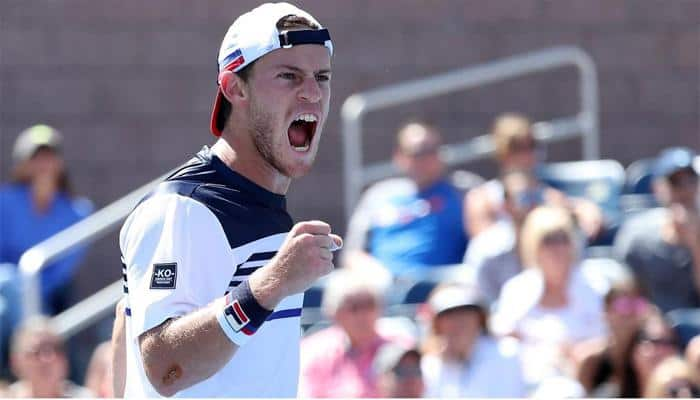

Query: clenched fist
[[248, 220, 342, 310]]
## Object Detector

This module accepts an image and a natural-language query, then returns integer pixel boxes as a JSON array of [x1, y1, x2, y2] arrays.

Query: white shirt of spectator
[[491, 265, 608, 386], [421, 336, 527, 397]]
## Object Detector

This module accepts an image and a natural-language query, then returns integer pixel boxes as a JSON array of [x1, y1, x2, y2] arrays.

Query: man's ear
[[219, 70, 248, 103]]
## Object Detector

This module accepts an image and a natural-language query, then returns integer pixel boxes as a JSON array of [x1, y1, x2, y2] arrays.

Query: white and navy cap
[[210, 2, 333, 136]]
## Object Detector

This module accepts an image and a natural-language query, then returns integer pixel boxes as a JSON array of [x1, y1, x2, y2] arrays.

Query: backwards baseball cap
[[12, 124, 63, 163], [210, 2, 333, 137], [654, 147, 698, 179], [428, 284, 485, 316]]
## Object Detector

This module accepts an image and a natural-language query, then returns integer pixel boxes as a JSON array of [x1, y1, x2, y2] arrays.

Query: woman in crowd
[[0, 124, 92, 315], [578, 275, 653, 396], [491, 205, 607, 389], [617, 311, 682, 397], [299, 269, 413, 398]]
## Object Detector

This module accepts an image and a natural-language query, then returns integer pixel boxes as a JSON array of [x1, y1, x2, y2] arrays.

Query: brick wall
[[1, 1, 699, 313]]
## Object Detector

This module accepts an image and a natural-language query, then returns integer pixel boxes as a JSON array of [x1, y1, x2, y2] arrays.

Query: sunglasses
[[508, 139, 537, 153], [23, 342, 64, 359], [343, 297, 377, 313], [666, 380, 700, 397], [541, 231, 571, 246], [393, 365, 422, 379], [609, 296, 649, 316], [639, 336, 677, 348], [403, 145, 440, 159]]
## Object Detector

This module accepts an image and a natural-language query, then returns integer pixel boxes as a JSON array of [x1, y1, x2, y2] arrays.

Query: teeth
[[293, 144, 310, 152], [294, 114, 317, 123]]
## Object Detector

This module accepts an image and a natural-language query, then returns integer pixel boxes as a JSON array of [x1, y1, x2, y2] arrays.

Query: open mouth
[[288, 114, 318, 152]]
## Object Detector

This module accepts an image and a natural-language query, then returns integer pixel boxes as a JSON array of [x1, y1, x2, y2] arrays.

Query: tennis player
[[117, 3, 339, 397]]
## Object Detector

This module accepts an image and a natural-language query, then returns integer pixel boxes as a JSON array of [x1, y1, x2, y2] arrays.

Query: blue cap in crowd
[[654, 147, 698, 179]]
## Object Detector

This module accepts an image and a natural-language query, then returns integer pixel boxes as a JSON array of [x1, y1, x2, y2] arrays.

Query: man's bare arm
[[137, 221, 340, 397], [138, 296, 236, 397]]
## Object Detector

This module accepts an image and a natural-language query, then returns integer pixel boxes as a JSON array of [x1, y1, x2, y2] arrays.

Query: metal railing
[[23, 46, 599, 339], [19, 168, 178, 323], [341, 46, 599, 219]]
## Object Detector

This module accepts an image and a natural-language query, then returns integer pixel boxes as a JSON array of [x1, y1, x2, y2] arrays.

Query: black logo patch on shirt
[[150, 263, 177, 289]]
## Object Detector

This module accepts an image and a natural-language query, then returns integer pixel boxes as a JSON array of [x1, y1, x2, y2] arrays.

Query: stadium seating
[[624, 157, 656, 195], [538, 160, 626, 224]]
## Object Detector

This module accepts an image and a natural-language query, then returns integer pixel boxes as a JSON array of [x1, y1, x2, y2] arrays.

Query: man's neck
[[211, 138, 291, 195]]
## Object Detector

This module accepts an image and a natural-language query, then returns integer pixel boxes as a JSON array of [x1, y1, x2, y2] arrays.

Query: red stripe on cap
[[224, 55, 245, 72]]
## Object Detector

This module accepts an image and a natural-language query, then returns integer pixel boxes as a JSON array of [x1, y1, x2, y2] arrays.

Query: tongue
[[288, 123, 308, 147]]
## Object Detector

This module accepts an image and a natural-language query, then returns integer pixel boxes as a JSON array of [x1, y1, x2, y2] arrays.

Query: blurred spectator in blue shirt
[[0, 124, 92, 316], [614, 147, 700, 313], [344, 121, 469, 276]]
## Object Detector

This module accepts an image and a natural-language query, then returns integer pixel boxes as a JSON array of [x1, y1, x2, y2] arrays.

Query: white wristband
[[216, 305, 250, 347]]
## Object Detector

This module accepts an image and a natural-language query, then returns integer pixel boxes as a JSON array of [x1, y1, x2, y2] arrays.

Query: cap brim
[[435, 303, 482, 316], [210, 87, 225, 137]]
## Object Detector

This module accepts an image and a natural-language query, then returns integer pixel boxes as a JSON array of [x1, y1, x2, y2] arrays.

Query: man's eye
[[279, 72, 296, 80], [316, 74, 330, 82]]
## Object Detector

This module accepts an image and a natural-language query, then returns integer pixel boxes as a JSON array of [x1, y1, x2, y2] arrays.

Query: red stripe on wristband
[[232, 301, 250, 325]]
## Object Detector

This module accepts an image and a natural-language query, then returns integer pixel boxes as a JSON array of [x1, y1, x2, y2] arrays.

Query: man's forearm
[[139, 296, 236, 397], [139, 267, 284, 397]]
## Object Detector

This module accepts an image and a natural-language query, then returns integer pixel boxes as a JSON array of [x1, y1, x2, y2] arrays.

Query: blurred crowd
[[302, 114, 700, 398], [0, 113, 698, 397]]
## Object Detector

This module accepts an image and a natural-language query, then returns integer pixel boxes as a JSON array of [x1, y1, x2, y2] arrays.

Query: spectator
[[7, 316, 91, 397], [420, 283, 526, 397], [491, 206, 607, 388], [344, 121, 469, 275], [373, 343, 424, 398], [464, 169, 545, 305], [614, 147, 700, 313], [299, 269, 412, 397], [84, 341, 113, 398], [617, 311, 681, 397], [465, 113, 603, 242], [644, 356, 700, 398], [578, 276, 652, 396], [0, 124, 92, 315], [685, 335, 700, 371]]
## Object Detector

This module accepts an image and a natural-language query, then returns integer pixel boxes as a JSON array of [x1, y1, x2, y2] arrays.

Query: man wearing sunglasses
[[615, 147, 700, 313]]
